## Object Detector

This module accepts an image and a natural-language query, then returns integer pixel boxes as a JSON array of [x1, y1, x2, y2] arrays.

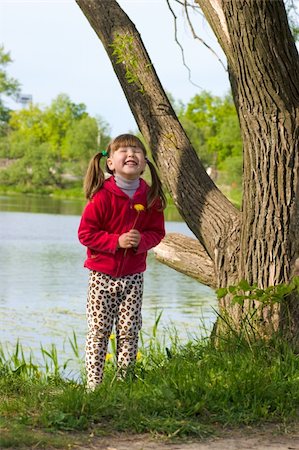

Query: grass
[[1, 322, 299, 448]]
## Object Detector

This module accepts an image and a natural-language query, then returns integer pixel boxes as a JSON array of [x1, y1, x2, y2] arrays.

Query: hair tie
[[145, 157, 149, 163], [101, 150, 108, 157]]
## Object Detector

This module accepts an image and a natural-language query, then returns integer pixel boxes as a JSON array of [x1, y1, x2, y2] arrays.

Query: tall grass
[[0, 333, 83, 381], [1, 318, 299, 448]]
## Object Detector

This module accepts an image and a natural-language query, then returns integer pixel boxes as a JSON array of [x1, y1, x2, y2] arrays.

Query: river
[[0, 194, 217, 367]]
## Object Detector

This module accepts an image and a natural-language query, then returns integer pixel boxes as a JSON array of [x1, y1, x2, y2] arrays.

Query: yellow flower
[[105, 353, 113, 361], [134, 204, 145, 212], [136, 351, 142, 361], [109, 334, 116, 340], [131, 204, 145, 231]]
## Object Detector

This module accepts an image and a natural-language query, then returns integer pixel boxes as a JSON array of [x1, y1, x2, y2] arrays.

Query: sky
[[0, 0, 230, 136]]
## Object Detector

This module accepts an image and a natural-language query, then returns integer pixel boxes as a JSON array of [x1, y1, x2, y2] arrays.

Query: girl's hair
[[84, 133, 166, 209]]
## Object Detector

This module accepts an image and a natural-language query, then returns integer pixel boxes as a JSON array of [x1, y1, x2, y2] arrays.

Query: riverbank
[[0, 182, 241, 210], [0, 189, 183, 221], [1, 331, 299, 449]]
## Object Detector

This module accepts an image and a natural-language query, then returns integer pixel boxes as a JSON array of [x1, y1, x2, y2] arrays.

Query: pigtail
[[146, 159, 167, 210], [83, 152, 106, 200]]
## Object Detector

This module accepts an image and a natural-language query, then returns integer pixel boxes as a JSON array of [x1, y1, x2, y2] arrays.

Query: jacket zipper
[[116, 199, 134, 277]]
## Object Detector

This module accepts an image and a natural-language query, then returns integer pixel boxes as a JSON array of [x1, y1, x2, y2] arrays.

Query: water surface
[[0, 195, 217, 365]]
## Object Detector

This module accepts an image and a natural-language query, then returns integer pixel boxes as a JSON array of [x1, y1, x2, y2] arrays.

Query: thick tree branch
[[195, 0, 232, 65], [153, 233, 216, 288]]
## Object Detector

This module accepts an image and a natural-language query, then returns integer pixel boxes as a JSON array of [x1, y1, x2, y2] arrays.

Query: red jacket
[[78, 176, 165, 277]]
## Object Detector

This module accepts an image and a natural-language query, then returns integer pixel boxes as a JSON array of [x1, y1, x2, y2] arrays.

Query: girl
[[78, 134, 166, 389]]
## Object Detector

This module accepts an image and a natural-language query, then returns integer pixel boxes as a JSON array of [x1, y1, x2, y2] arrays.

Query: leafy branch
[[217, 277, 299, 306]]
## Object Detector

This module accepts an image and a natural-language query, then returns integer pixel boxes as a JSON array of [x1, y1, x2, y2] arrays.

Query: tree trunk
[[197, 0, 299, 336], [76, 0, 299, 340]]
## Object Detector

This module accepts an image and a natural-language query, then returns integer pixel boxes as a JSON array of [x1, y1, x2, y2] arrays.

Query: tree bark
[[153, 233, 216, 288]]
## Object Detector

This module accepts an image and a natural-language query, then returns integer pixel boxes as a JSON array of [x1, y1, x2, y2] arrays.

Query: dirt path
[[74, 426, 299, 450]]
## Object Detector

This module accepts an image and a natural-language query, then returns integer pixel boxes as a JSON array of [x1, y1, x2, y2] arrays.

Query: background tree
[[0, 93, 111, 192], [0, 45, 20, 135], [176, 91, 243, 205], [180, 92, 241, 167]]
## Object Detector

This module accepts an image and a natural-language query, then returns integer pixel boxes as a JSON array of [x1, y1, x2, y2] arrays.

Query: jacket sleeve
[[78, 197, 119, 254], [135, 203, 165, 254]]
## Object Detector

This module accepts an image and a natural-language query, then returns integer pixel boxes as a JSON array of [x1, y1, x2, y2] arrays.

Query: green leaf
[[228, 285, 237, 294], [231, 295, 245, 305], [216, 287, 227, 299], [238, 279, 251, 291]]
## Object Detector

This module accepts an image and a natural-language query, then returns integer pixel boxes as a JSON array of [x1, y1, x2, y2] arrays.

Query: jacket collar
[[103, 175, 148, 201]]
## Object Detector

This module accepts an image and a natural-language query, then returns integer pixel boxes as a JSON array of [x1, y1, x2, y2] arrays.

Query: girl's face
[[107, 145, 146, 180]]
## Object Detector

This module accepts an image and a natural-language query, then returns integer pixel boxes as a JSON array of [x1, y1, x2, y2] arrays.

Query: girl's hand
[[118, 229, 141, 248]]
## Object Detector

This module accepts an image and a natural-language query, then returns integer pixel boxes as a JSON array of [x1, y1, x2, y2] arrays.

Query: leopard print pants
[[85, 270, 144, 389]]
